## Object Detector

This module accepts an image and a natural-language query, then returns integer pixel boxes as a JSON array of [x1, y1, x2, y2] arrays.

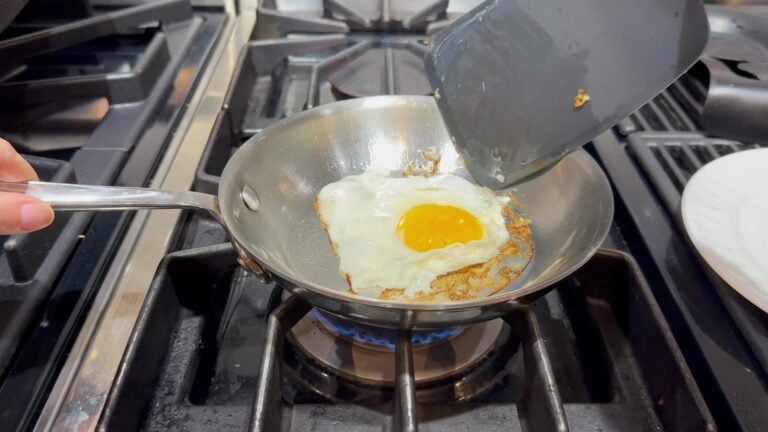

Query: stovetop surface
[[8, 1, 768, 431], [100, 210, 713, 432], [92, 2, 768, 432], [0, 1, 226, 430]]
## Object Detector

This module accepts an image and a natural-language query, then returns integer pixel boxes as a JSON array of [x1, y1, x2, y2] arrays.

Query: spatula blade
[[425, 0, 709, 188]]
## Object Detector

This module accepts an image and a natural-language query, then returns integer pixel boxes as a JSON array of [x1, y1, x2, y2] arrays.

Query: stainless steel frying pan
[[0, 96, 613, 328]]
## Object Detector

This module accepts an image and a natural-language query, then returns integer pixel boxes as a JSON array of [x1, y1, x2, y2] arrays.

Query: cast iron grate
[[0, 156, 85, 375], [589, 21, 768, 426], [626, 131, 768, 384], [0, 0, 193, 105], [617, 17, 768, 377], [100, 241, 714, 431], [0, 4, 225, 430], [617, 75, 705, 137]]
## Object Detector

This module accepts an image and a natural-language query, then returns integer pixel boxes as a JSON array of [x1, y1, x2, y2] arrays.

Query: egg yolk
[[396, 204, 484, 252]]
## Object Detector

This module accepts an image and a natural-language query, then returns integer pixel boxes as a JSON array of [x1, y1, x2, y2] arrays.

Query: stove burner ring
[[310, 309, 464, 351], [289, 311, 511, 389]]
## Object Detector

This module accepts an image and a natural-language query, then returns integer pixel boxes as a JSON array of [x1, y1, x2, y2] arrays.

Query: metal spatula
[[425, 0, 709, 188]]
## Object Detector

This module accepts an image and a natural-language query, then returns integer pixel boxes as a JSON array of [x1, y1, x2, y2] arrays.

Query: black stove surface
[[0, 1, 225, 430], [589, 8, 768, 431], [89, 2, 768, 432], [101, 212, 714, 432]]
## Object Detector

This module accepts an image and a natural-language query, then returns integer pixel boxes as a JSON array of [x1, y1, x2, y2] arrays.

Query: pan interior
[[219, 96, 612, 307]]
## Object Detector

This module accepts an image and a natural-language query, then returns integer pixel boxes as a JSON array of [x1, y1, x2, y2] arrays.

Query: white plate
[[681, 148, 768, 312]]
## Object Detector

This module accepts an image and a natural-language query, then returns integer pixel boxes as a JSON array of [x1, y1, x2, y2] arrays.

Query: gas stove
[[12, 1, 768, 431], [0, 0, 226, 430], [98, 243, 714, 431]]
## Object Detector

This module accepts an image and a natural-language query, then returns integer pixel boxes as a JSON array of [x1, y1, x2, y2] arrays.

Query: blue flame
[[310, 309, 464, 350]]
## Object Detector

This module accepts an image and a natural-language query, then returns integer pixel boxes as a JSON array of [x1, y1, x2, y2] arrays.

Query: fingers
[[0, 138, 53, 235], [0, 138, 38, 182], [0, 192, 54, 234]]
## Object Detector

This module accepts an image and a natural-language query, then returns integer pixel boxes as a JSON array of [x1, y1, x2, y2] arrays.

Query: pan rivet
[[241, 185, 260, 211]]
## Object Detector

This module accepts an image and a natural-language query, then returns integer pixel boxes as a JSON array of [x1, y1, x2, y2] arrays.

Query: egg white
[[316, 169, 511, 298]]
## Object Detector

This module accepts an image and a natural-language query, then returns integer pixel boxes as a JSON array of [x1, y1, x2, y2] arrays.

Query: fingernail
[[20, 202, 54, 232]]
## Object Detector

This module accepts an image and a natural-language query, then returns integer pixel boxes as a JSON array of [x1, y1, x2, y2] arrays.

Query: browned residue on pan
[[403, 148, 441, 177], [314, 197, 339, 256]]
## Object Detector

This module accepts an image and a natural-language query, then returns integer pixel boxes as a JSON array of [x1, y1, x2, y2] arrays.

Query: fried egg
[[315, 169, 511, 298]]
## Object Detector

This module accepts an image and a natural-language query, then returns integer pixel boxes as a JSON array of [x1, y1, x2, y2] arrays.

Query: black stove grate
[[625, 131, 768, 387], [0, 0, 193, 105], [628, 133, 759, 209], [99, 213, 714, 432], [617, 50, 768, 380], [253, 0, 472, 38], [591, 44, 768, 428], [0, 2, 225, 430], [0, 31, 172, 106], [0, 156, 85, 377]]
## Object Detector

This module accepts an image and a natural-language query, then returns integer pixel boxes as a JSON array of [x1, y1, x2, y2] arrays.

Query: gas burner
[[309, 309, 464, 350], [328, 44, 432, 97], [0, 1, 226, 429], [284, 312, 520, 403]]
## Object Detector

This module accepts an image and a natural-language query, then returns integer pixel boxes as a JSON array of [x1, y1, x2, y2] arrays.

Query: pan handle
[[0, 180, 274, 283], [0, 181, 272, 283], [0, 180, 218, 213]]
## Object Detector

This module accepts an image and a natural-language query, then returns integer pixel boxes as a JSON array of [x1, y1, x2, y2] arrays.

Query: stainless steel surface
[[290, 315, 503, 384], [34, 7, 247, 431], [23, 95, 612, 331], [0, 181, 260, 282], [394, 330, 419, 432], [219, 95, 614, 327], [0, 181, 218, 212], [424, 0, 709, 188]]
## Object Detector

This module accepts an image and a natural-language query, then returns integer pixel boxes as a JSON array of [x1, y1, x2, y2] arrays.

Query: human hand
[[0, 138, 54, 235]]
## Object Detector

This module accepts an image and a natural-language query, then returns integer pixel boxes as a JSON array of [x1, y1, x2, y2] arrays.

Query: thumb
[[0, 192, 54, 235]]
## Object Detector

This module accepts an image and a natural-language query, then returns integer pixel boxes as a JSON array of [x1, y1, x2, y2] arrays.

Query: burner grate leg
[[305, 41, 372, 109], [394, 329, 418, 432], [506, 309, 569, 432], [250, 295, 312, 432]]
